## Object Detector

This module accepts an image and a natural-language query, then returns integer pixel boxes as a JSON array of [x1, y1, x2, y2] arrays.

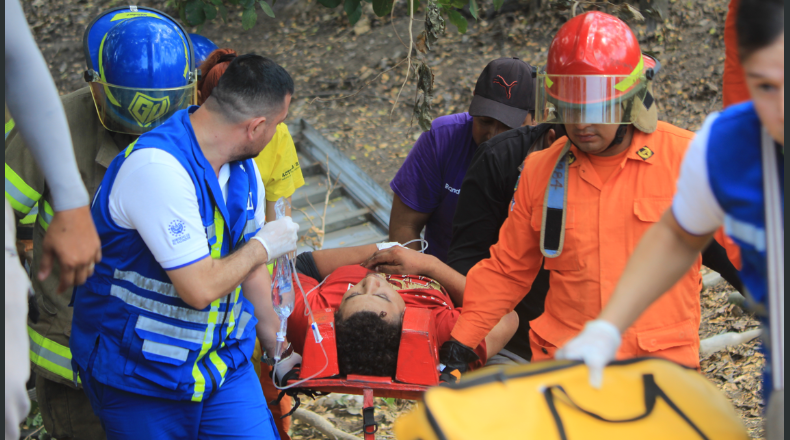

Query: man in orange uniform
[[438, 12, 722, 380]]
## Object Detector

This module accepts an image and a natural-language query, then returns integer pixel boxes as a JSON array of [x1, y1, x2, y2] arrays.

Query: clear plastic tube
[[271, 198, 295, 360]]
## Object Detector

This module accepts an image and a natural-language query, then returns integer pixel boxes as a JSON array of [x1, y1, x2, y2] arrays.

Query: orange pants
[[723, 0, 750, 107], [259, 362, 292, 440]]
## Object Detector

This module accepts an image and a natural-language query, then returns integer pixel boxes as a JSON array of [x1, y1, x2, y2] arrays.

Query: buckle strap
[[540, 141, 572, 258]]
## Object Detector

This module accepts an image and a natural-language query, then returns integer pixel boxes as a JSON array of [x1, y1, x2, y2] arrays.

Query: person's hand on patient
[[361, 244, 436, 275]]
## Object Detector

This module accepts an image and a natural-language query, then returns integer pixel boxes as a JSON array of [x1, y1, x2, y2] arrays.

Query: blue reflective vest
[[71, 107, 262, 402], [706, 101, 784, 392]]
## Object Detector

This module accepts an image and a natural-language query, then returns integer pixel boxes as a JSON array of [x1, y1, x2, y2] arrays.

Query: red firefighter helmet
[[536, 11, 659, 124]]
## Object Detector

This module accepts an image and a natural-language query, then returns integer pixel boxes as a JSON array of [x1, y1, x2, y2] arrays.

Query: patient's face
[[339, 272, 406, 323]]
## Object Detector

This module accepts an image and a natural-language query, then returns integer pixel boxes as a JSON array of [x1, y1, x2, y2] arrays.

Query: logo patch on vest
[[129, 93, 171, 127], [168, 219, 191, 245], [567, 151, 576, 165], [636, 146, 654, 161]]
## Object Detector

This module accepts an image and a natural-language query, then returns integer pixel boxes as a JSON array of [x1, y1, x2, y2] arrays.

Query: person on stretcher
[[284, 244, 519, 378]]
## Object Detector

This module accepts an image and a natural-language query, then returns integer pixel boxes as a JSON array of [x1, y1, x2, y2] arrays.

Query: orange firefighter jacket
[[451, 122, 705, 368]]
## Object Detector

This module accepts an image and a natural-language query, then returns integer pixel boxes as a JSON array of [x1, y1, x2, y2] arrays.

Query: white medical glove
[[555, 319, 621, 389], [274, 351, 302, 385], [251, 217, 299, 262]]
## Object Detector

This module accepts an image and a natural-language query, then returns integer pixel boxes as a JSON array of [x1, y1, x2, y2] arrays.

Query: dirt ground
[[20, 0, 767, 438]]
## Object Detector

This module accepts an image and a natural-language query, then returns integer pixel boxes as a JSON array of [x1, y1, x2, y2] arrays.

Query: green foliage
[[447, 9, 467, 33], [344, 0, 363, 24], [241, 6, 257, 29], [372, 0, 394, 17], [318, 0, 343, 7], [259, 0, 275, 18]]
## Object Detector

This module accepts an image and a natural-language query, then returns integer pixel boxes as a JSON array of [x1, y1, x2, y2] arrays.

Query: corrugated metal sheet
[[287, 119, 392, 253]]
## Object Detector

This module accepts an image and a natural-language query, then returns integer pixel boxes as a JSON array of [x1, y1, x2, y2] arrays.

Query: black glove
[[438, 340, 479, 383]]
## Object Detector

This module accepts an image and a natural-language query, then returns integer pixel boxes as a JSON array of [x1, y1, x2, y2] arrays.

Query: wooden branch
[[700, 329, 762, 358], [293, 408, 361, 440]]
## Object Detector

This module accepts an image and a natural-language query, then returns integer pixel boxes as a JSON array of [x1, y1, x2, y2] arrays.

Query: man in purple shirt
[[389, 58, 536, 262]]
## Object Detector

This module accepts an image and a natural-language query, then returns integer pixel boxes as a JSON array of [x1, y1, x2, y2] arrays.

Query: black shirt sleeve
[[446, 145, 510, 276]]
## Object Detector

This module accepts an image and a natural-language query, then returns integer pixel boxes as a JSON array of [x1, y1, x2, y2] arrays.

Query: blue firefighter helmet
[[83, 7, 197, 135], [189, 33, 219, 69]]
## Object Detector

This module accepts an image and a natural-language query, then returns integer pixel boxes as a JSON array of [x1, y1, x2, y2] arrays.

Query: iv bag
[[271, 197, 295, 359]]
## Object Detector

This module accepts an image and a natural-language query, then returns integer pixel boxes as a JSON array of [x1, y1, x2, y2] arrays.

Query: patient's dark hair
[[736, 0, 783, 61], [335, 311, 402, 378]]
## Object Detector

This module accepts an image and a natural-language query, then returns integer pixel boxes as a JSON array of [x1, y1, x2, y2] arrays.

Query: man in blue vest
[[70, 54, 299, 439], [558, 0, 783, 437]]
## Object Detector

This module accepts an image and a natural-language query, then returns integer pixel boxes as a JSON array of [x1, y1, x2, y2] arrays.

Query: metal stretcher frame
[[287, 308, 440, 439]]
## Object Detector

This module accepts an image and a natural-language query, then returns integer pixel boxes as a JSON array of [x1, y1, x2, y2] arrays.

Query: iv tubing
[[271, 238, 427, 390]]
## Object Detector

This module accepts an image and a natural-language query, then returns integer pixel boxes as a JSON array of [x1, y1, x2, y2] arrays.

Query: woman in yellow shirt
[[198, 48, 305, 221]]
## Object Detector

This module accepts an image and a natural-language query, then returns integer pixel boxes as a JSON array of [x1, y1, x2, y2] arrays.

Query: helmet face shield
[[535, 72, 650, 124], [89, 80, 196, 135]]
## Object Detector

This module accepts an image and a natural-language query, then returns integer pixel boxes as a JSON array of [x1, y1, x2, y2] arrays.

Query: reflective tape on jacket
[[242, 218, 257, 237], [114, 269, 180, 298], [5, 163, 41, 214], [19, 203, 38, 225], [38, 200, 54, 231], [110, 285, 213, 324], [28, 327, 79, 383], [724, 215, 766, 252], [235, 311, 253, 339]]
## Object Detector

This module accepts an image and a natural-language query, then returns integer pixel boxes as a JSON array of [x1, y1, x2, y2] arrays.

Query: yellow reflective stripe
[[124, 139, 139, 158], [190, 205, 230, 400], [208, 351, 228, 387], [267, 262, 274, 275], [110, 11, 161, 21], [615, 56, 645, 92], [210, 207, 225, 259], [38, 200, 54, 231], [5, 164, 42, 213], [181, 36, 189, 80], [190, 298, 221, 402], [28, 327, 79, 383], [545, 75, 554, 89], [20, 203, 38, 225], [5, 118, 15, 137], [98, 33, 121, 107]]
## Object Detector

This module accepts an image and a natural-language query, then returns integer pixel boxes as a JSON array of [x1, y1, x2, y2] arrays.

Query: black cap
[[469, 58, 535, 129]]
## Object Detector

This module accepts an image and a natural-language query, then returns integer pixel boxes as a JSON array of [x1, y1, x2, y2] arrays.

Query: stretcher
[[287, 307, 441, 439]]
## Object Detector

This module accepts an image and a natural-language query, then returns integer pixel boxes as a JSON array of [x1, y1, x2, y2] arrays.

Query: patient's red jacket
[[287, 265, 487, 369]]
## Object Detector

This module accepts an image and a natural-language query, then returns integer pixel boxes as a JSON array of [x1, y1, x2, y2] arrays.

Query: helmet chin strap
[[602, 124, 630, 153]]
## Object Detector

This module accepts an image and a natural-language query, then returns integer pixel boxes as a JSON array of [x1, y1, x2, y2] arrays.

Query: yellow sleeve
[[253, 123, 305, 202]]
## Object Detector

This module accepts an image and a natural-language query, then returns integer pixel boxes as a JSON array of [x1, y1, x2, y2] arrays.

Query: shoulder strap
[[761, 127, 784, 391], [540, 141, 572, 258]]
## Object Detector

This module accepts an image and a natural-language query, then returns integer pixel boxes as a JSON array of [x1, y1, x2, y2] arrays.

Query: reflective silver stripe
[[29, 334, 73, 373], [114, 269, 179, 298], [206, 223, 216, 241], [234, 301, 242, 318], [142, 340, 189, 362], [27, 204, 39, 217], [235, 311, 253, 339], [724, 215, 766, 252], [136, 316, 204, 345], [110, 285, 211, 324], [40, 202, 53, 226], [242, 219, 257, 236], [5, 177, 37, 208]]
